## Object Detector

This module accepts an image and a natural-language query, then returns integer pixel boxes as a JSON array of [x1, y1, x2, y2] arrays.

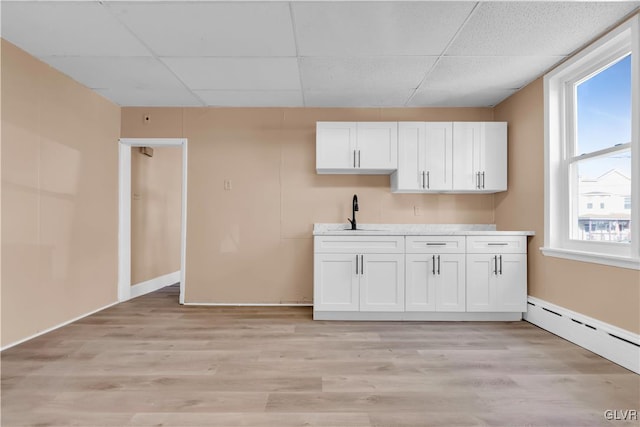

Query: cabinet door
[[360, 254, 405, 312], [452, 122, 482, 190], [495, 254, 527, 312], [393, 122, 425, 191], [424, 122, 453, 190], [466, 254, 496, 311], [357, 122, 398, 171], [314, 253, 359, 311], [467, 253, 527, 312], [480, 122, 507, 191], [316, 122, 357, 172], [436, 254, 465, 312], [405, 254, 436, 311]]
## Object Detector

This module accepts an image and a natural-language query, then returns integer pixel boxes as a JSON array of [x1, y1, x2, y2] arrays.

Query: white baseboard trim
[[314, 311, 522, 321], [524, 296, 640, 374], [130, 270, 180, 299], [1, 300, 119, 352], [184, 303, 313, 307]]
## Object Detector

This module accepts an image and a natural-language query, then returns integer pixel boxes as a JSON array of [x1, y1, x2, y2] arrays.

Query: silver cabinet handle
[[493, 255, 498, 275], [482, 172, 485, 189], [476, 172, 480, 189], [360, 254, 364, 275], [488, 243, 509, 246], [437, 255, 441, 275], [499, 255, 503, 275], [358, 150, 361, 168], [422, 171, 425, 189], [353, 150, 356, 168], [355, 254, 359, 275], [426, 243, 446, 246], [432, 255, 436, 275], [426, 171, 430, 189]]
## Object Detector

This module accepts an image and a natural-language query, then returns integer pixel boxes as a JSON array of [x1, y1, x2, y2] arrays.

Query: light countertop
[[313, 223, 535, 236]]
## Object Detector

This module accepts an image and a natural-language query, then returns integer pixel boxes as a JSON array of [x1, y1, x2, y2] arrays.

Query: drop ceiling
[[2, 1, 639, 108]]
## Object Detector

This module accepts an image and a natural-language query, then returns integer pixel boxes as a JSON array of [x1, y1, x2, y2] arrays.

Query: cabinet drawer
[[405, 236, 465, 253], [466, 236, 527, 254], [314, 236, 404, 254]]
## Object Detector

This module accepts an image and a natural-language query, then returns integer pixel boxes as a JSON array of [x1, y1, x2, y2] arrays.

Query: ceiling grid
[[2, 1, 638, 107], [404, 1, 481, 107]]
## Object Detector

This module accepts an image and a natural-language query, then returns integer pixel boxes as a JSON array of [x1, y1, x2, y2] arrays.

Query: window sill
[[540, 247, 640, 270]]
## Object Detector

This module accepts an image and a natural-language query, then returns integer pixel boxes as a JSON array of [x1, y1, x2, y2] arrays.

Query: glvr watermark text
[[604, 409, 638, 421]]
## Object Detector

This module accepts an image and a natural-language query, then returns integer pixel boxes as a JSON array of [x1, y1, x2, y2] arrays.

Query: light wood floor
[[2, 285, 638, 427]]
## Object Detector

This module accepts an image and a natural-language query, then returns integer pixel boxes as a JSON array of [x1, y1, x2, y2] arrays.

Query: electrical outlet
[[414, 206, 422, 216], [224, 180, 232, 191]]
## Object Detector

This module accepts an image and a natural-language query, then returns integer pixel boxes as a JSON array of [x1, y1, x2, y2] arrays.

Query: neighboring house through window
[[543, 14, 639, 269]]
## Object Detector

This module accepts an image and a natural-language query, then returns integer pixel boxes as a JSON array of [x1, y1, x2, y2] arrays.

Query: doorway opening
[[118, 138, 188, 304]]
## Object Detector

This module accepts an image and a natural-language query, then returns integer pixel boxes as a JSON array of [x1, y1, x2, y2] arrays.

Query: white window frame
[[543, 14, 640, 270]]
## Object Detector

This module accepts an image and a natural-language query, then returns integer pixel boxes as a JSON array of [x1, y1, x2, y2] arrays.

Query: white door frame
[[118, 138, 188, 304]]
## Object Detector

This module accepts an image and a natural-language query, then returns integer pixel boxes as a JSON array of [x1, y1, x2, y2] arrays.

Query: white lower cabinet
[[360, 254, 405, 312], [314, 236, 404, 312], [466, 236, 528, 312], [405, 254, 465, 312], [466, 254, 527, 312], [314, 233, 528, 319], [314, 253, 359, 311], [405, 236, 466, 312]]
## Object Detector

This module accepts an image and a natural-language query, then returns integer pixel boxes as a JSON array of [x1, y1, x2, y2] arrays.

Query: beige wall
[[131, 146, 182, 284], [122, 107, 495, 303], [1, 40, 120, 347], [494, 78, 640, 334]]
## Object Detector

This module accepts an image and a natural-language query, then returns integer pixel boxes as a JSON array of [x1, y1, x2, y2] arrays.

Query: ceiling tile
[[194, 90, 303, 107], [409, 88, 518, 108], [422, 56, 564, 92], [292, 2, 476, 56], [43, 57, 186, 90], [304, 90, 415, 108], [300, 57, 437, 92], [447, 2, 640, 56], [4, 1, 637, 108], [162, 57, 301, 91], [1, 2, 150, 57], [95, 88, 204, 107], [106, 1, 296, 57]]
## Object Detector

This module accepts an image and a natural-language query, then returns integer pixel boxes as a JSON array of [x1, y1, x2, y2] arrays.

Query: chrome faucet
[[348, 194, 359, 230]]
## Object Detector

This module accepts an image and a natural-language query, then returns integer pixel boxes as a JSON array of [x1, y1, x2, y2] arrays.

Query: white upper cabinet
[[424, 123, 454, 191], [316, 122, 357, 171], [392, 122, 453, 192], [452, 122, 507, 192], [393, 121, 507, 193], [392, 122, 424, 191], [316, 122, 398, 174]]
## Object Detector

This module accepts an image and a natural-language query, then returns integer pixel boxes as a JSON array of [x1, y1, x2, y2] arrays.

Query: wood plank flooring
[[2, 285, 638, 427]]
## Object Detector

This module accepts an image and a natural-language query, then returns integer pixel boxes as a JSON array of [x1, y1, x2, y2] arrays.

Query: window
[[544, 15, 639, 270]]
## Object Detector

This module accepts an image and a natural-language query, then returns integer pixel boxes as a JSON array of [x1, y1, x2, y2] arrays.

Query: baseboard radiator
[[524, 296, 639, 374]]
